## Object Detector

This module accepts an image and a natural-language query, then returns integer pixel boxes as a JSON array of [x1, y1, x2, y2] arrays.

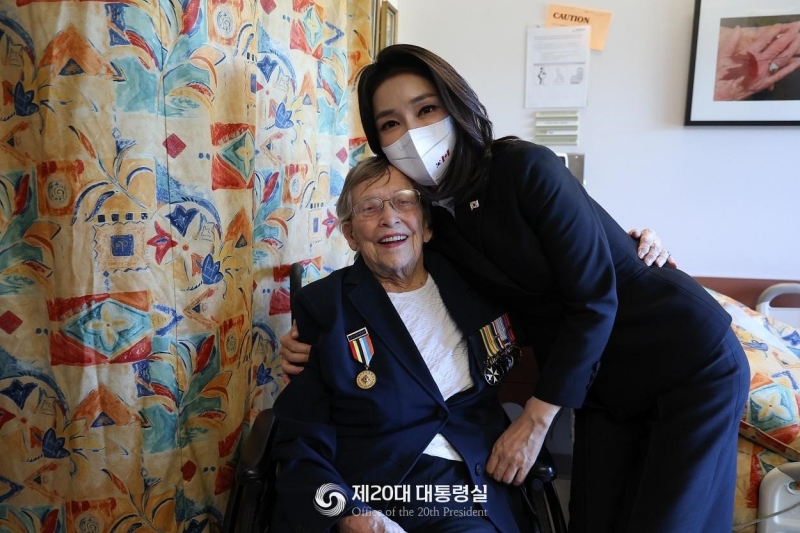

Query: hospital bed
[[499, 276, 800, 533], [696, 278, 800, 533]]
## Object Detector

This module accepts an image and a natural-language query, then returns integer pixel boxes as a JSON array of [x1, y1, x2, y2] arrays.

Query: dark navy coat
[[429, 140, 734, 419], [271, 252, 524, 533]]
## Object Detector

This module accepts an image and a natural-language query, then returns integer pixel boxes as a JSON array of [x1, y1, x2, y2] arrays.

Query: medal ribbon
[[347, 327, 374, 367], [479, 314, 516, 356], [479, 314, 520, 386]]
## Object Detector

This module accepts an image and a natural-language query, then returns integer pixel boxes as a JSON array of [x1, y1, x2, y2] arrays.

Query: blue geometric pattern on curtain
[[0, 0, 372, 529]]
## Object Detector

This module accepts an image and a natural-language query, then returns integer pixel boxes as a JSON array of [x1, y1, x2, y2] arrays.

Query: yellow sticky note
[[545, 4, 613, 51]]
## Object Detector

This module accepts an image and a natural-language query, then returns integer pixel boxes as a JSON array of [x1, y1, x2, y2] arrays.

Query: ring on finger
[[769, 60, 780, 74]]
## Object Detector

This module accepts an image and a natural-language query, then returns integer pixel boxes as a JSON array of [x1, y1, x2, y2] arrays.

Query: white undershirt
[[386, 274, 474, 461]]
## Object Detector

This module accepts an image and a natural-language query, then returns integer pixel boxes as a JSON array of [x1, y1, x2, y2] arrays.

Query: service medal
[[348, 327, 377, 390], [356, 370, 377, 389], [479, 314, 521, 386]]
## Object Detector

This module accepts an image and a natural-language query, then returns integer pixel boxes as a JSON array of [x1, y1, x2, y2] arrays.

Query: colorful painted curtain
[[0, 0, 372, 530]]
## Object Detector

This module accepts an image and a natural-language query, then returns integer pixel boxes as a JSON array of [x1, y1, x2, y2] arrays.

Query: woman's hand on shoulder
[[279, 320, 312, 383], [628, 228, 677, 268]]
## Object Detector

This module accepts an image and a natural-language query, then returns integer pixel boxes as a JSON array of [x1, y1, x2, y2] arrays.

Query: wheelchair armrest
[[526, 445, 557, 488], [523, 446, 568, 533], [236, 408, 277, 484]]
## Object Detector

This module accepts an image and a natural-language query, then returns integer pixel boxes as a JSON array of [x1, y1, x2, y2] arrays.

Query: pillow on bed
[[707, 289, 800, 461]]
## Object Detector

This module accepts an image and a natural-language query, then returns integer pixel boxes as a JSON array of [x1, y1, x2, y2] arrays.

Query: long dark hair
[[357, 44, 503, 202]]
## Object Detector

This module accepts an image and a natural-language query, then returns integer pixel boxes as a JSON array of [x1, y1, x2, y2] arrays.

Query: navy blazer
[[428, 140, 733, 418], [272, 251, 524, 533]]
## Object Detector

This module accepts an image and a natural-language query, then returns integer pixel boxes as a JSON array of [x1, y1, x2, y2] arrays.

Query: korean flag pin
[[469, 200, 480, 211]]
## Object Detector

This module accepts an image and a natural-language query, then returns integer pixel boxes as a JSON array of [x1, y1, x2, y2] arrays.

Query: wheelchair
[[222, 407, 567, 533], [222, 263, 567, 533]]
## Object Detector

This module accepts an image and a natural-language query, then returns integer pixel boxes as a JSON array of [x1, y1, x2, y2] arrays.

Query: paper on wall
[[525, 25, 590, 109], [545, 3, 612, 51]]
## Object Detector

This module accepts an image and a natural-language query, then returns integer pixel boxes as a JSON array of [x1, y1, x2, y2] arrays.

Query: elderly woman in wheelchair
[[268, 157, 561, 533]]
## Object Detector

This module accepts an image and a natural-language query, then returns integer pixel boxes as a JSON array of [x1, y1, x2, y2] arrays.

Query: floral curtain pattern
[[0, 0, 370, 530]]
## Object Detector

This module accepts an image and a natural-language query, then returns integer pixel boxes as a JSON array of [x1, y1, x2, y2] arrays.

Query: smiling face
[[341, 166, 432, 292], [372, 72, 450, 149]]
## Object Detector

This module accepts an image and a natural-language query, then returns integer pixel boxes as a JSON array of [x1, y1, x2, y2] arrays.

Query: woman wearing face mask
[[281, 45, 749, 533]]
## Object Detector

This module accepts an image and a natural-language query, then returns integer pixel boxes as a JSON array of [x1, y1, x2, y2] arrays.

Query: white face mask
[[381, 116, 456, 187]]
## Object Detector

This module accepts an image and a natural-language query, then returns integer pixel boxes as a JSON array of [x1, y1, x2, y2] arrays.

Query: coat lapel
[[424, 252, 490, 388], [344, 258, 446, 407], [425, 251, 523, 390], [424, 251, 500, 335], [453, 187, 486, 250], [428, 206, 530, 308]]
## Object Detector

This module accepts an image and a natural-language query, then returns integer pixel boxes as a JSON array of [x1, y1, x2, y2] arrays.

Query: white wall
[[398, 0, 800, 279]]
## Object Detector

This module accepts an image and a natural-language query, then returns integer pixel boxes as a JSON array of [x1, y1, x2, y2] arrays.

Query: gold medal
[[356, 370, 377, 389], [348, 328, 376, 390]]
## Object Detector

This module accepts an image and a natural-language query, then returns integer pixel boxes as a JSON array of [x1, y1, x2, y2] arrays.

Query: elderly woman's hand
[[338, 512, 408, 533], [279, 320, 311, 383], [628, 228, 676, 268]]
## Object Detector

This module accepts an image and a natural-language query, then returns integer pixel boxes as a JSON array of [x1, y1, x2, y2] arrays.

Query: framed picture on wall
[[685, 0, 800, 125], [349, 0, 380, 59], [377, 1, 398, 52], [371, 0, 380, 58]]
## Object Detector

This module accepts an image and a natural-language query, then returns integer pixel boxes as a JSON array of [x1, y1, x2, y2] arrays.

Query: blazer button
[[475, 463, 483, 476], [436, 407, 447, 420]]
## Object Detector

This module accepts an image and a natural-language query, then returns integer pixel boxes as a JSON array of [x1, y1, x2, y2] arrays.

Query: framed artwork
[[371, 0, 380, 58], [685, 0, 800, 125], [377, 1, 398, 52]]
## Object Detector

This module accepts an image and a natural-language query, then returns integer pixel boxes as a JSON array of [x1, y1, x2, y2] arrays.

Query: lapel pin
[[469, 200, 480, 210]]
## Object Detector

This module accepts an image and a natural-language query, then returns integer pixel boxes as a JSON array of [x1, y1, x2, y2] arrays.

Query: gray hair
[[336, 157, 430, 229]]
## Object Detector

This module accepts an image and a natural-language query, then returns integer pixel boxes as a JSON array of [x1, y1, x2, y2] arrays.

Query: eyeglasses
[[351, 189, 421, 220]]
